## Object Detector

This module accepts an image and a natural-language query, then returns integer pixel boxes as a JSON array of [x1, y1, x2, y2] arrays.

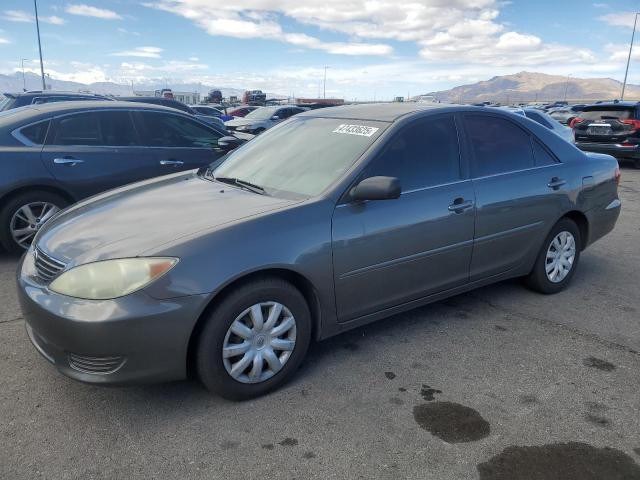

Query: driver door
[[331, 114, 475, 322]]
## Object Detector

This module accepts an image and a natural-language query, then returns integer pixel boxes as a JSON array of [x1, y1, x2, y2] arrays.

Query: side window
[[464, 115, 534, 177], [275, 109, 288, 119], [362, 115, 461, 192], [51, 113, 102, 146], [18, 120, 50, 145], [96, 111, 139, 146], [532, 139, 558, 166], [135, 112, 221, 148], [525, 110, 552, 129]]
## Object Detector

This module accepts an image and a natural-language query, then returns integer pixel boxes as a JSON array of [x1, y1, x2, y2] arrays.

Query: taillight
[[614, 166, 621, 187], [569, 117, 583, 128], [622, 119, 640, 130]]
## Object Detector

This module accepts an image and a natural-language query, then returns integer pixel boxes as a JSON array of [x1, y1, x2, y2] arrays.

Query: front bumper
[[576, 141, 640, 160], [17, 258, 208, 385]]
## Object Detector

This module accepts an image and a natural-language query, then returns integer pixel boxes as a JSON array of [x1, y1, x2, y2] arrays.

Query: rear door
[[463, 113, 570, 280], [132, 110, 225, 173], [332, 114, 475, 321], [40, 110, 159, 199]]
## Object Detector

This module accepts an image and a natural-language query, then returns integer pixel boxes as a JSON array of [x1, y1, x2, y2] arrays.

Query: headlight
[[49, 257, 178, 300]]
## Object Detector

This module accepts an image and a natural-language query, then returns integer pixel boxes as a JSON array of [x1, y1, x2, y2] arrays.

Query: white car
[[225, 106, 307, 134], [548, 105, 587, 125]]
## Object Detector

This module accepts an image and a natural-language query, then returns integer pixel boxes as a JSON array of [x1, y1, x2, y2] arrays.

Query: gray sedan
[[17, 104, 621, 400]]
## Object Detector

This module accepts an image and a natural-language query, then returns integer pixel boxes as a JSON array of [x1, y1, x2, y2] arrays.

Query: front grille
[[34, 248, 66, 282], [68, 353, 126, 375]]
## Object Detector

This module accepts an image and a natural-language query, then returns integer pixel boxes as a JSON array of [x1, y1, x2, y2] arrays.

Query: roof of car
[[584, 101, 638, 108], [299, 102, 464, 122], [0, 100, 190, 122]]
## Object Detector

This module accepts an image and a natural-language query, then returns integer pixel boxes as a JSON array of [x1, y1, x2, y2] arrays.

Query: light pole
[[21, 58, 28, 91], [563, 74, 571, 102], [323, 66, 329, 99], [33, 0, 46, 90], [621, 12, 639, 100]]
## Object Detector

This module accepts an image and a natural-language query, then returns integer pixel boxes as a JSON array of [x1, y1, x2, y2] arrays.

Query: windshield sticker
[[333, 124, 379, 137]]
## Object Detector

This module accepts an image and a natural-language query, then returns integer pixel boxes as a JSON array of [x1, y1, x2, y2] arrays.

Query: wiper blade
[[214, 176, 267, 195]]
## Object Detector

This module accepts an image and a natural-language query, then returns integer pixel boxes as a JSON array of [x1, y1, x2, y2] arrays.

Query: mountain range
[[0, 72, 279, 100], [426, 71, 640, 104]]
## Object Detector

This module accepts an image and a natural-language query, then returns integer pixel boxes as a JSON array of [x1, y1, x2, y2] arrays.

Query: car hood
[[36, 171, 294, 265]]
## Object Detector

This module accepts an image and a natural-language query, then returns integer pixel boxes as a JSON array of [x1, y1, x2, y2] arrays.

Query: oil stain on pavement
[[583, 356, 616, 371], [477, 442, 640, 480], [420, 384, 442, 401], [413, 401, 490, 443]]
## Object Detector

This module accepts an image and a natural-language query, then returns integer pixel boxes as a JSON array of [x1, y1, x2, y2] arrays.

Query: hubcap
[[545, 231, 576, 283], [10, 202, 60, 250], [222, 302, 297, 384]]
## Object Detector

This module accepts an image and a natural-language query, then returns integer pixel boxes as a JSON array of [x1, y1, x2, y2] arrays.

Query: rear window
[[0, 95, 16, 111], [19, 120, 50, 145], [580, 107, 635, 122]]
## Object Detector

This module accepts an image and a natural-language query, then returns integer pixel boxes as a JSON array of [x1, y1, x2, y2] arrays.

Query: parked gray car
[[17, 104, 621, 400], [0, 101, 245, 253]]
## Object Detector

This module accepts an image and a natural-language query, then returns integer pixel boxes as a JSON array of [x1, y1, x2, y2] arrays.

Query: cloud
[[593, 2, 609, 7], [65, 4, 122, 20], [599, 12, 637, 28], [111, 46, 163, 58], [143, 0, 393, 56], [3, 10, 66, 24], [142, 0, 594, 65], [117, 27, 141, 36], [0, 37, 10, 45]]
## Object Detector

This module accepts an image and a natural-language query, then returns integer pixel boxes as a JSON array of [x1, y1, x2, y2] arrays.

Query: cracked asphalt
[[1, 169, 639, 480]]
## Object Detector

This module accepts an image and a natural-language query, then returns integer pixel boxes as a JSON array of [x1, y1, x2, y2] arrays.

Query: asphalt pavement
[[1, 169, 639, 480]]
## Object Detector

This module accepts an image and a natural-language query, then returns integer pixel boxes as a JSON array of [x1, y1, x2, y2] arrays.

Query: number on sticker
[[333, 124, 379, 137]]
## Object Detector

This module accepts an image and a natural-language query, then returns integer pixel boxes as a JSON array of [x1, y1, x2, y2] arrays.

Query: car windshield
[[209, 117, 387, 199], [580, 107, 634, 121], [244, 107, 279, 120]]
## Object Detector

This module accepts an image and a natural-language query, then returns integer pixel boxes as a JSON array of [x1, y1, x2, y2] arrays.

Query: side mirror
[[351, 176, 401, 201], [217, 136, 243, 151]]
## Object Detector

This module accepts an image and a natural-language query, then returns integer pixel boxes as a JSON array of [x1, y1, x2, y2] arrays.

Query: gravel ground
[[1, 169, 639, 480]]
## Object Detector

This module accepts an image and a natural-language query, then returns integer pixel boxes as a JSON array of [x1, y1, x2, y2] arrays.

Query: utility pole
[[33, 0, 46, 90], [563, 74, 571, 101], [323, 66, 329, 99], [621, 12, 639, 100], [21, 58, 28, 91]]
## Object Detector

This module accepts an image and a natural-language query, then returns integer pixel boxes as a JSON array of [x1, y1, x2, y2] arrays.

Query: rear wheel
[[196, 277, 311, 400], [524, 218, 581, 294], [0, 191, 68, 254]]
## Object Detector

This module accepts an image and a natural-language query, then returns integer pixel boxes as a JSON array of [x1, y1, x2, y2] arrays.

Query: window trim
[[462, 112, 539, 179]]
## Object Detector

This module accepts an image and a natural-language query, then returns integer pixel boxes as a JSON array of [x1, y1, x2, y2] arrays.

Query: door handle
[[547, 177, 566, 189], [53, 158, 84, 166], [160, 159, 184, 166], [448, 199, 474, 213]]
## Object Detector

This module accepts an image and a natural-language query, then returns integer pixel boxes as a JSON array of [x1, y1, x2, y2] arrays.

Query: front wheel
[[524, 218, 581, 294], [196, 277, 311, 400]]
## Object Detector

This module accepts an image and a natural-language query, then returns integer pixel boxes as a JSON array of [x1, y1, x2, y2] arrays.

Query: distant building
[[133, 90, 200, 105]]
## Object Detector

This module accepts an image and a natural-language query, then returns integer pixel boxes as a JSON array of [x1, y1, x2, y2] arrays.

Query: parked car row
[[0, 100, 250, 252], [224, 105, 308, 134]]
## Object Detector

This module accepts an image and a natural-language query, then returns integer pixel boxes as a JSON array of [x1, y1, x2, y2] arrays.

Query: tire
[[196, 277, 312, 400], [524, 218, 581, 294], [0, 190, 68, 255]]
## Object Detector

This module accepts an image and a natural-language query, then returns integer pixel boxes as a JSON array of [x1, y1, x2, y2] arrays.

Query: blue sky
[[0, 0, 639, 99]]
